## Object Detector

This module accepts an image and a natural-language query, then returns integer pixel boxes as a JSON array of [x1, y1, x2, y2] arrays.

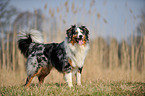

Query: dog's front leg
[[64, 72, 73, 87], [77, 72, 81, 85], [77, 67, 83, 86]]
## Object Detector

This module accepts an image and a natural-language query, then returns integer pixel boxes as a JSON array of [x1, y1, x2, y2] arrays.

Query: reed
[[1, 29, 6, 70], [12, 28, 16, 71], [144, 36, 145, 71], [6, 32, 10, 70]]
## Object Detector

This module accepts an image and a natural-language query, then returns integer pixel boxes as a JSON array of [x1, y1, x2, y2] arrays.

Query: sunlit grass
[[0, 80, 144, 96]]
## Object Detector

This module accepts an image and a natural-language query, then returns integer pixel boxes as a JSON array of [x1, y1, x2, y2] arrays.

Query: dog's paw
[[68, 82, 73, 87]]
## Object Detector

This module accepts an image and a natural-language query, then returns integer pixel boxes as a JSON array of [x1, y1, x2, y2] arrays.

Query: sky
[[8, 0, 145, 41]]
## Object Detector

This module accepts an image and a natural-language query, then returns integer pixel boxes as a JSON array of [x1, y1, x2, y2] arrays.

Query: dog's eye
[[75, 30, 78, 34]]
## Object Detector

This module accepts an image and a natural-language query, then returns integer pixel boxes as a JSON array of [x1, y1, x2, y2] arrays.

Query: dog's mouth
[[75, 37, 84, 45]]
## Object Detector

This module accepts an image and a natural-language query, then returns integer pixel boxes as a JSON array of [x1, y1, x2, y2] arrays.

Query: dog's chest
[[66, 43, 89, 68]]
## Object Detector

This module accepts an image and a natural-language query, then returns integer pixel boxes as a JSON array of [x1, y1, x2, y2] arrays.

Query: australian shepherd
[[18, 25, 89, 87]]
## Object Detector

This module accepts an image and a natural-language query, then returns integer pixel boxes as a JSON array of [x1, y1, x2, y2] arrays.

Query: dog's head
[[66, 25, 89, 45]]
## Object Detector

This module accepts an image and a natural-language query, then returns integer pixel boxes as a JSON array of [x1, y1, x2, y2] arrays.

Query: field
[[0, 0, 145, 96], [0, 80, 145, 96], [0, 69, 145, 96], [0, 57, 145, 96]]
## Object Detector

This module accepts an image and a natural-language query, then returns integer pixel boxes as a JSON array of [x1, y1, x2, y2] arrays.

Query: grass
[[0, 70, 145, 96], [0, 67, 145, 96], [0, 80, 145, 96]]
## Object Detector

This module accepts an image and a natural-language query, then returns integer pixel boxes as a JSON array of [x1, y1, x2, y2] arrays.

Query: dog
[[18, 25, 89, 87]]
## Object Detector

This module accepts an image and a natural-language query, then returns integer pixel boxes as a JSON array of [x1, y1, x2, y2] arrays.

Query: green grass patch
[[0, 80, 145, 96]]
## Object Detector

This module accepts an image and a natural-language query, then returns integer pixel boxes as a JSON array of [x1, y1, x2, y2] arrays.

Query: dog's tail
[[18, 29, 44, 57]]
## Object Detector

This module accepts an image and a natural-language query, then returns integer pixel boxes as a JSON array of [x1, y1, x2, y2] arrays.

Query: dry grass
[[0, 73, 145, 96]]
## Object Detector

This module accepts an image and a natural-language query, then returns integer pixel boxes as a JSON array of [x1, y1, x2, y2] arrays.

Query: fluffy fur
[[18, 25, 89, 87]]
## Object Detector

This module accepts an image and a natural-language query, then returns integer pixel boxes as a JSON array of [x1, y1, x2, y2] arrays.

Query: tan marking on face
[[70, 34, 78, 45], [82, 35, 86, 46]]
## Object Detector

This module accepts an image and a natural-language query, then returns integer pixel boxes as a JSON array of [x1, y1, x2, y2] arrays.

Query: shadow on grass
[[27, 83, 67, 88]]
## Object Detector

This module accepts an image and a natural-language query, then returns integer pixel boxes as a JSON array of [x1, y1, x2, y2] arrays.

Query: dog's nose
[[79, 35, 83, 39]]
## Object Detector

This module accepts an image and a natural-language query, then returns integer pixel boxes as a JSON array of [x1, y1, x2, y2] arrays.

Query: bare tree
[[0, 0, 18, 32]]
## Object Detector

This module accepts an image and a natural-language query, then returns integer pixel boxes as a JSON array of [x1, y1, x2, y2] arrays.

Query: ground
[[0, 80, 145, 96]]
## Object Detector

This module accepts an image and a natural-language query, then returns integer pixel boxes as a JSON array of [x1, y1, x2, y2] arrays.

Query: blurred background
[[0, 0, 145, 86]]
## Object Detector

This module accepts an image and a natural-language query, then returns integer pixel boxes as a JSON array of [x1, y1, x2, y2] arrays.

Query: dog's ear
[[66, 25, 76, 37], [80, 26, 89, 41], [80, 25, 89, 35]]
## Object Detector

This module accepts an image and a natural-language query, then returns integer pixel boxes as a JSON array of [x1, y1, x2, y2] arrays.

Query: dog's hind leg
[[25, 67, 43, 87], [38, 75, 47, 85], [38, 66, 52, 85]]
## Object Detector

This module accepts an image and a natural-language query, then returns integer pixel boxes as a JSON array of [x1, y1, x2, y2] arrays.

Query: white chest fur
[[65, 40, 89, 68]]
